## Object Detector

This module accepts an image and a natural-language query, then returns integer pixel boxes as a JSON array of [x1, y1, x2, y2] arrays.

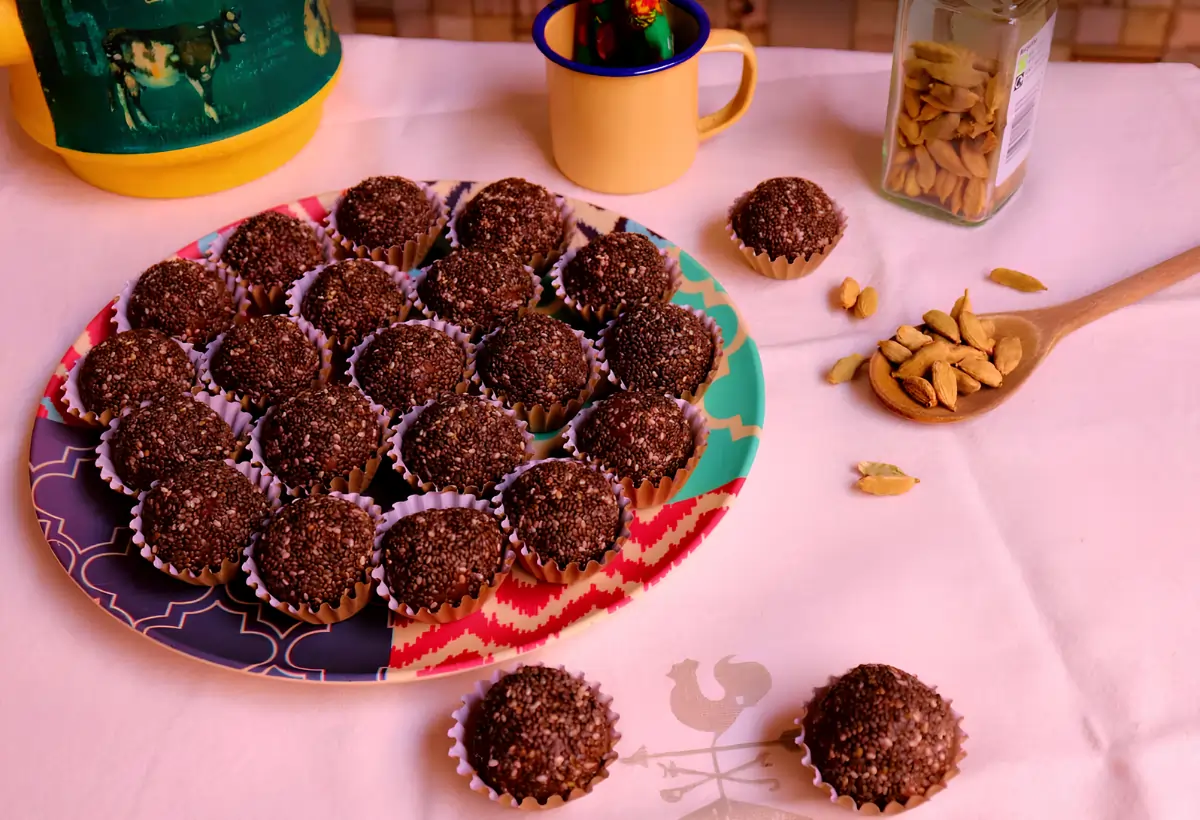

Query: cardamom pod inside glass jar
[[882, 0, 1057, 223]]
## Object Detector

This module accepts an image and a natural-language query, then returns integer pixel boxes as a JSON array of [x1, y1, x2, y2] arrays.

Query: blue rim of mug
[[533, 0, 711, 78]]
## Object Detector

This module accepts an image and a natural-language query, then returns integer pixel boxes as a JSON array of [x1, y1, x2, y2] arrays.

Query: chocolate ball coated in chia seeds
[[111, 396, 238, 492], [605, 303, 715, 398], [733, 177, 843, 262], [254, 495, 375, 609], [455, 178, 564, 260], [353, 323, 466, 414], [477, 313, 589, 408], [209, 316, 322, 404], [220, 209, 326, 292], [417, 249, 534, 336], [78, 329, 195, 418], [563, 232, 672, 314], [299, 260, 409, 347], [128, 259, 234, 345], [261, 384, 381, 490], [806, 664, 958, 810], [576, 391, 693, 485], [335, 176, 436, 251], [382, 506, 505, 611], [140, 461, 270, 575], [468, 665, 614, 804], [401, 394, 526, 491], [502, 461, 620, 570]]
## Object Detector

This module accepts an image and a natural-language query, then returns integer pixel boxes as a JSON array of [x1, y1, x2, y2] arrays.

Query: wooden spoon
[[870, 245, 1200, 423]]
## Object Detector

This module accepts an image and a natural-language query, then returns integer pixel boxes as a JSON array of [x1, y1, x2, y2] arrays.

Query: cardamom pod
[[951, 289, 971, 320], [911, 41, 960, 63], [958, 310, 994, 353], [903, 167, 923, 198], [916, 103, 941, 123], [949, 178, 966, 215], [934, 168, 957, 204], [826, 353, 866, 385], [856, 474, 920, 496], [921, 112, 961, 142], [838, 277, 861, 310], [953, 366, 982, 394], [993, 336, 1023, 375], [964, 178, 988, 219], [914, 145, 938, 192], [960, 138, 989, 178], [898, 113, 922, 145], [903, 86, 922, 119], [957, 356, 1003, 387], [896, 325, 933, 351], [946, 344, 987, 364], [858, 461, 912, 478], [931, 361, 958, 411], [980, 131, 999, 154], [885, 161, 908, 192], [924, 59, 988, 89], [989, 268, 1048, 292], [925, 84, 979, 113], [923, 309, 961, 343], [894, 340, 950, 379], [926, 139, 971, 176], [902, 376, 938, 408], [878, 339, 913, 364], [854, 287, 879, 319]]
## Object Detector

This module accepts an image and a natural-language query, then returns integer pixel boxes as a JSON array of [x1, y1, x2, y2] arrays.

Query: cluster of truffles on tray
[[63, 176, 722, 623]]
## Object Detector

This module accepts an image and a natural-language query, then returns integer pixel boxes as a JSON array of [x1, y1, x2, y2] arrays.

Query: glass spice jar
[[881, 0, 1057, 223]]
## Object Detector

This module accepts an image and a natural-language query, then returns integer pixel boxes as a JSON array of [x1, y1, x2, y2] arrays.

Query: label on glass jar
[[996, 13, 1057, 186]]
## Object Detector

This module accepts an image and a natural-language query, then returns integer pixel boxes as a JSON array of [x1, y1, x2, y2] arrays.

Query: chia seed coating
[[733, 177, 842, 262], [261, 384, 381, 490], [128, 259, 234, 345], [502, 461, 620, 569], [335, 176, 436, 251], [255, 495, 375, 609], [478, 313, 588, 408], [468, 665, 614, 804], [220, 210, 326, 291], [299, 260, 409, 347], [606, 303, 715, 398], [563, 232, 671, 313], [111, 396, 237, 492], [807, 664, 958, 810], [140, 461, 269, 574], [576, 392, 693, 485], [456, 178, 564, 260], [382, 507, 505, 611], [78, 329, 195, 418], [209, 315, 322, 404], [354, 323, 466, 413], [417, 249, 534, 335], [401, 394, 526, 490]]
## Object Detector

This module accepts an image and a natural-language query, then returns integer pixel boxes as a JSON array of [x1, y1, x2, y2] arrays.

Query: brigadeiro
[[292, 259, 411, 349], [204, 315, 329, 409], [247, 494, 378, 623], [328, 175, 446, 268], [256, 383, 382, 494], [122, 259, 235, 345], [453, 664, 619, 808], [452, 177, 570, 267], [415, 249, 538, 337], [68, 328, 196, 425], [729, 177, 846, 280], [133, 461, 273, 585], [800, 664, 964, 812], [216, 209, 327, 311], [601, 302, 719, 401], [349, 321, 470, 418], [396, 394, 530, 493], [556, 232, 677, 321]]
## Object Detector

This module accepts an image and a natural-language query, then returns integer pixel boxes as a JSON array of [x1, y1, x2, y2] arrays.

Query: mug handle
[[697, 29, 758, 142]]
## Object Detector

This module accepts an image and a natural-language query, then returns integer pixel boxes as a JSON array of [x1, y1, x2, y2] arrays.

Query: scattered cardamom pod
[[838, 277, 861, 310], [950, 288, 971, 320], [826, 353, 866, 384], [857, 462, 912, 478], [957, 355, 1003, 387], [879, 339, 913, 364], [989, 267, 1047, 292], [958, 310, 994, 354], [854, 287, 879, 319], [857, 474, 920, 496], [953, 366, 982, 394], [896, 325, 933, 351], [894, 340, 951, 380], [923, 309, 961, 343], [931, 361, 958, 410], [993, 336, 1023, 375], [946, 344, 987, 364], [902, 376, 938, 408]]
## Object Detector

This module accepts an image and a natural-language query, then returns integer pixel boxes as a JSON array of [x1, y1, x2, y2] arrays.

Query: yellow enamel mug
[[534, 0, 757, 195]]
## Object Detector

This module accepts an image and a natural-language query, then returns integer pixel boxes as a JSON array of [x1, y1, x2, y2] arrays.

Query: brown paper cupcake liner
[[197, 315, 335, 412], [113, 256, 253, 342], [448, 663, 621, 810], [370, 491, 516, 623], [388, 396, 536, 496], [409, 261, 544, 341], [447, 186, 577, 273], [284, 260, 415, 352], [548, 242, 683, 324], [62, 337, 203, 428], [563, 396, 709, 509], [346, 318, 476, 423], [596, 304, 725, 405], [207, 217, 336, 314], [727, 192, 848, 281], [325, 183, 448, 270], [793, 674, 968, 815], [247, 405, 390, 497], [242, 491, 383, 624], [493, 458, 632, 585], [131, 460, 283, 586]]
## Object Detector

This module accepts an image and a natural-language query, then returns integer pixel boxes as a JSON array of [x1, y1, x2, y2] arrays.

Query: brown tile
[[473, 15, 515, 41], [1123, 8, 1171, 47], [1076, 7, 1123, 45], [1173, 11, 1200, 47]]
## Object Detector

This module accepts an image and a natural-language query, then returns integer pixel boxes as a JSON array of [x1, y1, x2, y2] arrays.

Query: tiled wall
[[339, 0, 1200, 64]]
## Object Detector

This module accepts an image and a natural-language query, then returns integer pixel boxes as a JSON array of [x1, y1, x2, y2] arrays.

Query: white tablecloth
[[2, 35, 1199, 820]]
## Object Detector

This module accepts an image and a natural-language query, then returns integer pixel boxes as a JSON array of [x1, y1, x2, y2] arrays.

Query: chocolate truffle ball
[[417, 249, 535, 335], [502, 461, 620, 569], [401, 395, 526, 491], [468, 665, 614, 804], [299, 260, 409, 347], [209, 316, 323, 404], [382, 507, 505, 611], [78, 329, 195, 418], [140, 461, 270, 575], [110, 396, 238, 492], [605, 303, 716, 398], [220, 209, 326, 293], [806, 664, 958, 809], [335, 176, 436, 251], [353, 323, 466, 413], [127, 259, 234, 345], [261, 384, 381, 490], [455, 178, 564, 260], [563, 232, 672, 315], [478, 313, 589, 408], [576, 392, 693, 485], [255, 495, 375, 609], [733, 177, 843, 262]]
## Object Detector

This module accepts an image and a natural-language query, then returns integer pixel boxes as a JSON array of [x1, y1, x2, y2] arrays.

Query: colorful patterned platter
[[29, 181, 764, 683]]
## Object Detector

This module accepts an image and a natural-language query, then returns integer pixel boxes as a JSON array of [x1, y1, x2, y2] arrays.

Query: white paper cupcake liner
[[447, 185, 577, 273], [207, 215, 336, 314], [727, 191, 848, 281], [548, 242, 683, 324], [284, 260, 416, 352], [113, 256, 252, 343], [62, 335, 203, 428], [409, 260, 544, 340], [325, 182, 448, 269], [595, 304, 725, 405]]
